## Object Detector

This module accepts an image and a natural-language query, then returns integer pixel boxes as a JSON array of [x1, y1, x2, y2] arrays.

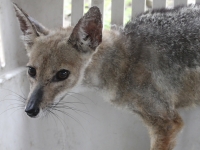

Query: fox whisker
[[14, 3, 200, 149], [47, 109, 68, 138], [67, 92, 95, 104], [0, 105, 24, 116], [0, 88, 26, 101], [0, 98, 25, 104], [53, 108, 85, 129]]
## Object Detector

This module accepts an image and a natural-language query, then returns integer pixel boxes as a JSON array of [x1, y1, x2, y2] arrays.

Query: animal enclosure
[[0, 0, 200, 150]]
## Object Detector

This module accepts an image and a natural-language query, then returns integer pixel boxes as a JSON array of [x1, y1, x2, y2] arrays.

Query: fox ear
[[13, 3, 49, 49], [68, 6, 102, 53], [28, 16, 49, 36]]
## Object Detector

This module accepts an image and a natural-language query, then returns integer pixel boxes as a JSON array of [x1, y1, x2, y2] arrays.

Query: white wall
[[0, 0, 200, 150]]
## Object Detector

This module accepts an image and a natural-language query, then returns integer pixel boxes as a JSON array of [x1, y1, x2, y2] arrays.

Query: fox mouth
[[25, 97, 41, 117], [25, 92, 68, 118], [25, 85, 43, 118]]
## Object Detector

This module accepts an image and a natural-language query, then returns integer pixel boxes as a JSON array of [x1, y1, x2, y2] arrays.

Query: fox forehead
[[27, 27, 82, 70]]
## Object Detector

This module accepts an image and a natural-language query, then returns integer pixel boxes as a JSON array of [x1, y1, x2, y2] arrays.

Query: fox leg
[[143, 112, 184, 150]]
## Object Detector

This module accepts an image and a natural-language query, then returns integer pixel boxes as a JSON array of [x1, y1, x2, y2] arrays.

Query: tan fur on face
[[15, 3, 200, 150], [27, 27, 93, 108]]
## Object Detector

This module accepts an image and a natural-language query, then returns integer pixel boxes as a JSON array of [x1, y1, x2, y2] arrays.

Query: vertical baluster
[[0, 24, 5, 69], [111, 0, 124, 26], [153, 0, 166, 8], [91, 0, 104, 14], [174, 0, 188, 6], [132, 0, 145, 19], [71, 0, 84, 26], [91, 0, 104, 24]]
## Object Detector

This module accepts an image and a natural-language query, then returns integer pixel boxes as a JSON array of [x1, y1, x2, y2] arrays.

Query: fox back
[[14, 3, 200, 150]]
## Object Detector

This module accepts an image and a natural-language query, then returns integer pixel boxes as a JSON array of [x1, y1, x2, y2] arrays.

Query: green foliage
[[64, 0, 134, 29], [104, 0, 111, 29]]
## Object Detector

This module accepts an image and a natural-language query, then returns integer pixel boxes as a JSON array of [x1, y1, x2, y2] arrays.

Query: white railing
[[66, 0, 197, 27], [0, 0, 64, 76], [0, 0, 200, 74]]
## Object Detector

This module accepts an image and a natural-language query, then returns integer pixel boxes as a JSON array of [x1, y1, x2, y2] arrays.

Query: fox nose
[[25, 107, 40, 117], [25, 85, 43, 117]]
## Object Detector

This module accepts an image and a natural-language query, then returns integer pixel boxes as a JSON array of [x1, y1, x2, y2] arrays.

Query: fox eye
[[28, 67, 36, 77], [55, 69, 70, 81]]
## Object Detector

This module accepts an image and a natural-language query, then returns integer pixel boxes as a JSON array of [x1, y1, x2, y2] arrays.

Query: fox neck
[[81, 29, 125, 92]]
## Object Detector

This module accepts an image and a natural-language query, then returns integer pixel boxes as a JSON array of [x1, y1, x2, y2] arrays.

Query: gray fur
[[14, 3, 200, 150], [85, 4, 200, 149]]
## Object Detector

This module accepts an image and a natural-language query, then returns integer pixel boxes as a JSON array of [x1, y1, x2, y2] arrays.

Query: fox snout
[[25, 86, 43, 117], [25, 105, 40, 117], [14, 3, 102, 118]]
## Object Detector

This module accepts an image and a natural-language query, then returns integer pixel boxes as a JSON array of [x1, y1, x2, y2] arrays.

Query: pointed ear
[[13, 3, 49, 49], [68, 6, 102, 53], [28, 16, 49, 36]]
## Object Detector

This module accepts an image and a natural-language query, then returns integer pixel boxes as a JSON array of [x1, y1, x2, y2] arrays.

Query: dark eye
[[55, 69, 70, 81], [28, 67, 36, 77]]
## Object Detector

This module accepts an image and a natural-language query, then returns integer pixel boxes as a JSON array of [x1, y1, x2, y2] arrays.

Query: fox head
[[13, 3, 102, 118]]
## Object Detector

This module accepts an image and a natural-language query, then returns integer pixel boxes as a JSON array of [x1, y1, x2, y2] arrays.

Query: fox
[[13, 3, 200, 150]]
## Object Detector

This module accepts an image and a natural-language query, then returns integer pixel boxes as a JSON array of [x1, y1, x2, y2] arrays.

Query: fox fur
[[14, 3, 200, 150]]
